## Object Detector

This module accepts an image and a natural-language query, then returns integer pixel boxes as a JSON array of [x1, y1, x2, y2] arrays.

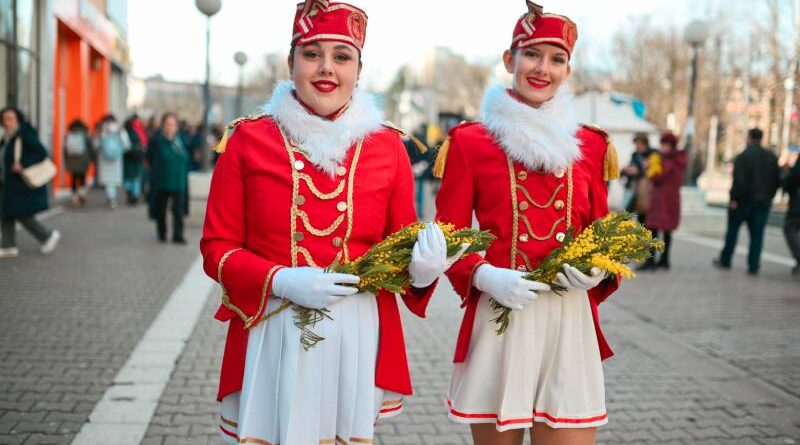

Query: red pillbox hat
[[511, 1, 578, 57], [292, 0, 368, 50]]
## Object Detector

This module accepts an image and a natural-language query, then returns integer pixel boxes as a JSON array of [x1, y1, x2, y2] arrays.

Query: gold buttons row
[[294, 196, 348, 212], [516, 169, 566, 181], [294, 231, 345, 247], [293, 158, 348, 178]]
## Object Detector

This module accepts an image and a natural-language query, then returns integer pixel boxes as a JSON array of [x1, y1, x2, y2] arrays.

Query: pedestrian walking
[[63, 119, 93, 207], [434, 3, 619, 444], [781, 154, 800, 276], [0, 106, 60, 258], [621, 133, 657, 224], [640, 132, 686, 271], [94, 115, 130, 210], [123, 114, 148, 205], [146, 113, 189, 244], [200, 2, 450, 443], [714, 128, 780, 274]]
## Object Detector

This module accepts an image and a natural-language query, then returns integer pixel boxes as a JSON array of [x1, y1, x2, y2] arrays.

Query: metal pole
[[683, 44, 700, 185], [201, 16, 212, 171], [236, 66, 244, 117]]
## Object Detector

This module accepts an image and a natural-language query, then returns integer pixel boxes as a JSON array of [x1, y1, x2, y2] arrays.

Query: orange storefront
[[51, 0, 126, 191]]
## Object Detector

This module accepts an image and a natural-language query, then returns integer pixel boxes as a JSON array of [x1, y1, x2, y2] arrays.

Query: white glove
[[473, 263, 550, 310], [554, 264, 607, 291], [408, 223, 470, 288], [271, 267, 360, 309]]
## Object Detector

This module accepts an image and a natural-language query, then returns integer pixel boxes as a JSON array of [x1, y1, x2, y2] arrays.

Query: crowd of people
[[0, 106, 210, 258]]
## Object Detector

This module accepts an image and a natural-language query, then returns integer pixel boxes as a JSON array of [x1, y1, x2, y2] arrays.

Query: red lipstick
[[311, 80, 338, 93], [527, 77, 551, 89]]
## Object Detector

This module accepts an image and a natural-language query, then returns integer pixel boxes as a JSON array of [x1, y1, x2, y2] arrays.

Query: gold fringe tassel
[[411, 135, 428, 154], [214, 126, 230, 154], [603, 138, 620, 181], [433, 137, 451, 179]]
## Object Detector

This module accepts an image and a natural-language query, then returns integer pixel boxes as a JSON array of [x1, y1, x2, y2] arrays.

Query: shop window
[[0, 43, 8, 106], [17, 49, 36, 119], [0, 0, 12, 42], [16, 0, 37, 50]]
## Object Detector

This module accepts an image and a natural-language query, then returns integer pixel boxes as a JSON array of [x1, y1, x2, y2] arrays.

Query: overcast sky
[[127, 0, 793, 90]]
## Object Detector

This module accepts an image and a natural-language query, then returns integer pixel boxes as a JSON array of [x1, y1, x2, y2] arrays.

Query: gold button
[[554, 169, 565, 178], [516, 265, 527, 271], [517, 171, 528, 181], [519, 234, 529, 242], [293, 160, 305, 171], [288, 138, 299, 147], [294, 195, 306, 206], [332, 237, 343, 247], [293, 231, 304, 242], [554, 199, 564, 210], [336, 166, 347, 176], [336, 201, 347, 212], [518, 201, 529, 211], [555, 232, 566, 243]]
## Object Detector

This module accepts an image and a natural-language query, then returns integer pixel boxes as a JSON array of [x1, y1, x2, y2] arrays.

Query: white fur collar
[[479, 84, 581, 173], [262, 80, 384, 176]]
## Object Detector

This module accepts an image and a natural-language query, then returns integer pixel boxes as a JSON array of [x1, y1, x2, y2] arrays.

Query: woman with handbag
[[0, 106, 60, 258]]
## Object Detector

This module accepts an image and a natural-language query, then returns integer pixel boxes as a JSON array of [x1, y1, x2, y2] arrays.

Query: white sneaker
[[40, 230, 61, 254], [0, 247, 19, 258]]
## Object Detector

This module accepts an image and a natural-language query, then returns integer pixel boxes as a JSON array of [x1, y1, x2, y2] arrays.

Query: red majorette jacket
[[435, 85, 621, 363], [200, 82, 434, 401]]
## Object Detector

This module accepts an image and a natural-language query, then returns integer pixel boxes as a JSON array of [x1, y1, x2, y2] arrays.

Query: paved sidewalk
[[0, 192, 201, 445], [138, 236, 799, 445]]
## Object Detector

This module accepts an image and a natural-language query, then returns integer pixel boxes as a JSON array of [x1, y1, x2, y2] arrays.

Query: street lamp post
[[234, 51, 248, 117], [196, 0, 222, 171], [683, 20, 709, 185]]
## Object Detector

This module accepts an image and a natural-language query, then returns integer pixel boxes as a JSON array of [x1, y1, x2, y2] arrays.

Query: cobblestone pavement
[[0, 191, 201, 445], [138, 237, 800, 445], [3, 192, 799, 445]]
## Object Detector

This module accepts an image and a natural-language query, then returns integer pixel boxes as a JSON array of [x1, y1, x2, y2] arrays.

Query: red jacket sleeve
[[587, 139, 620, 305], [435, 130, 487, 307], [382, 136, 436, 317], [200, 129, 284, 328]]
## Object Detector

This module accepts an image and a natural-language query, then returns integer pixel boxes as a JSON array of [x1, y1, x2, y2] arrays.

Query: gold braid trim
[[603, 137, 620, 181], [520, 214, 566, 241], [566, 166, 574, 229], [432, 136, 451, 179], [341, 138, 364, 262], [244, 265, 283, 329], [217, 248, 251, 324], [516, 183, 564, 208], [383, 121, 428, 153], [518, 249, 534, 271], [279, 126, 301, 268], [297, 209, 345, 236], [298, 172, 346, 199], [296, 246, 319, 267], [214, 114, 267, 154], [507, 156, 519, 268]]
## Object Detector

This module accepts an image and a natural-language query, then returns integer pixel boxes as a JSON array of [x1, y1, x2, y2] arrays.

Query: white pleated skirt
[[447, 288, 607, 431], [219, 292, 403, 445]]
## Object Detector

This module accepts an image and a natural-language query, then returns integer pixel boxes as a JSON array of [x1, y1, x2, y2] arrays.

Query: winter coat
[[782, 160, 800, 218], [730, 144, 780, 206], [1, 124, 49, 219], [95, 122, 130, 187], [646, 149, 687, 231], [63, 127, 93, 174]]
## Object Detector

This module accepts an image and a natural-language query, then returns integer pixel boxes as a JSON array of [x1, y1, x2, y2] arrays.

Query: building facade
[[0, 0, 129, 191]]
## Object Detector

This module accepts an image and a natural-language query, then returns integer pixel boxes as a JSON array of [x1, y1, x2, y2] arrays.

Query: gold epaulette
[[382, 121, 428, 154], [582, 124, 620, 181], [432, 136, 451, 179], [214, 114, 267, 154]]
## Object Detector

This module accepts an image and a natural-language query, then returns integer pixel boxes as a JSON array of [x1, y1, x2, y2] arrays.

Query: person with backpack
[[94, 115, 129, 210], [64, 119, 93, 207], [123, 115, 148, 205]]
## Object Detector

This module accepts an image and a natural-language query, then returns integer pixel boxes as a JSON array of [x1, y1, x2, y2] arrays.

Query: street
[[1, 190, 799, 445]]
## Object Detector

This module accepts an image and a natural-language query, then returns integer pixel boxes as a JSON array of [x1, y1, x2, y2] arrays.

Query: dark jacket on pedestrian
[[123, 117, 147, 181], [782, 160, 800, 218], [621, 147, 657, 187], [730, 144, 780, 206], [63, 120, 93, 174], [646, 149, 687, 232], [146, 132, 190, 218], [1, 123, 49, 219]]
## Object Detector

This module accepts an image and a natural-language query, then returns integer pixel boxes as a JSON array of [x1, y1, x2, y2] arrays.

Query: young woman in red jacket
[[200, 2, 454, 443], [435, 2, 620, 445]]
